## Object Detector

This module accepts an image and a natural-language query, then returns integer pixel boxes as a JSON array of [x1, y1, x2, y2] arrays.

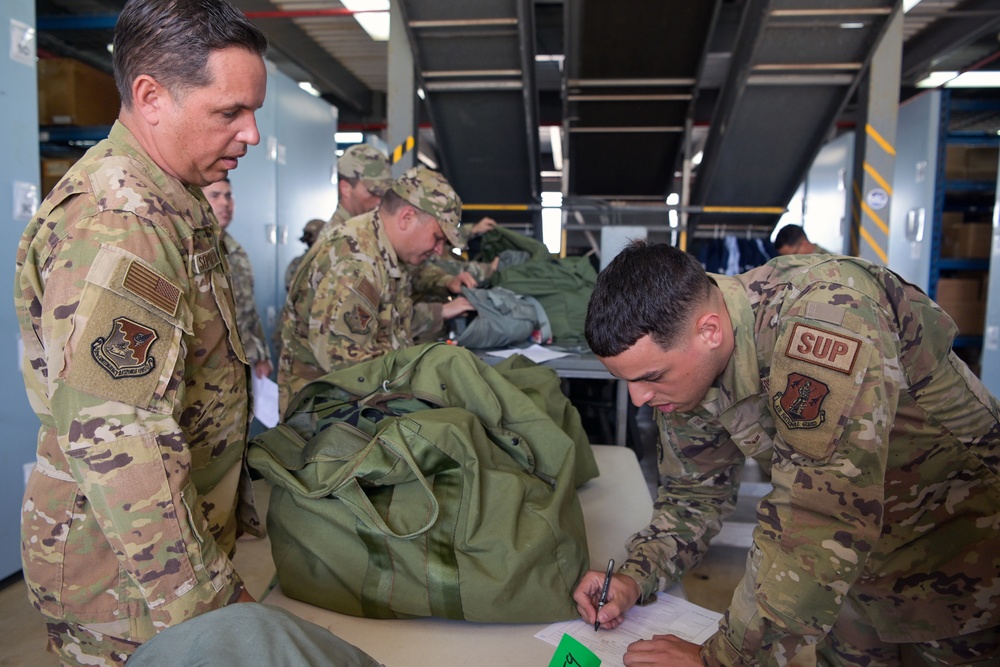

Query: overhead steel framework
[[398, 0, 541, 229]]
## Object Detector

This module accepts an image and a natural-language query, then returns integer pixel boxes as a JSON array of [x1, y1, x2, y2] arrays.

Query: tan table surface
[[263, 445, 657, 666]]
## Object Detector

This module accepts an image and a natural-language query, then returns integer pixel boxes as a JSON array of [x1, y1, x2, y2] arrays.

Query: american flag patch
[[123, 261, 180, 317]]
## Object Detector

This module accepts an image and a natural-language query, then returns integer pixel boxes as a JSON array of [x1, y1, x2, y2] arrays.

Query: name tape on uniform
[[784, 323, 861, 375]]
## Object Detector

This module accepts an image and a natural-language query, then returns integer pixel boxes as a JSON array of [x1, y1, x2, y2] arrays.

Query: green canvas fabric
[[454, 285, 551, 349], [248, 343, 595, 622], [475, 227, 597, 345]]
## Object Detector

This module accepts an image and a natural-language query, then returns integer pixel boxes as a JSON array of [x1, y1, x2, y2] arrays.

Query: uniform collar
[[703, 274, 761, 415], [108, 121, 216, 230], [371, 209, 402, 279]]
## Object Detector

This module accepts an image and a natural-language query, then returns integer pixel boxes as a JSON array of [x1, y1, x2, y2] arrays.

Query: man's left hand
[[623, 634, 702, 666], [254, 360, 273, 378], [446, 272, 477, 293]]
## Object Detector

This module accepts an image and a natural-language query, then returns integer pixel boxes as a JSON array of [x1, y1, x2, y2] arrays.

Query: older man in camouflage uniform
[[203, 177, 272, 378], [14, 1, 267, 664], [575, 241, 1000, 666], [277, 166, 476, 409]]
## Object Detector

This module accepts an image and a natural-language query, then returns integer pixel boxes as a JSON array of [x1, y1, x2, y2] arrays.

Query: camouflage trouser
[[47, 620, 141, 667], [817, 597, 1000, 666]]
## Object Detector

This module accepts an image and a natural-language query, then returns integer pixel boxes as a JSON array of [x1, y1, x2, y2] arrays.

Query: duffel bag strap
[[251, 419, 439, 539], [329, 420, 439, 540]]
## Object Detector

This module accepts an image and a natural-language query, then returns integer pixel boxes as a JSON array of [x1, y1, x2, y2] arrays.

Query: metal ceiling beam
[[233, 0, 373, 115], [900, 0, 1000, 83], [689, 0, 897, 235]]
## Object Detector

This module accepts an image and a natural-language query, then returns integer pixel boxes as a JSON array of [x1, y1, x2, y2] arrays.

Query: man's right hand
[[236, 587, 256, 604], [572, 570, 642, 630], [442, 296, 475, 320]]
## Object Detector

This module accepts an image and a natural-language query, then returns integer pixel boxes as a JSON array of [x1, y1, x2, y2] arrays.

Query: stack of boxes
[[38, 58, 120, 195], [935, 145, 999, 337]]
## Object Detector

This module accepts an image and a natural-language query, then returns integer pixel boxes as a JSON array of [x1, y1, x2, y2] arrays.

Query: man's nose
[[627, 382, 654, 408]]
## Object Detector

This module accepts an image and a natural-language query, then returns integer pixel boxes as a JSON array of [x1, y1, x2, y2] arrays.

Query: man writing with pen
[[572, 241, 1000, 666]]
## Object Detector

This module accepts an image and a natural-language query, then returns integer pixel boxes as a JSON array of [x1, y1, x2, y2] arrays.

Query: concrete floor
[[0, 432, 765, 666]]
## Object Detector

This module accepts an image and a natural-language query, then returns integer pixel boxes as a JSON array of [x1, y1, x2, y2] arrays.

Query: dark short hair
[[773, 224, 807, 251], [585, 240, 714, 357], [113, 0, 268, 109]]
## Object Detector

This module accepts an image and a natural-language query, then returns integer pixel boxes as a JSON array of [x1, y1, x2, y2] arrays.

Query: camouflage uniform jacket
[[15, 122, 259, 641], [222, 232, 271, 366], [326, 204, 444, 339], [621, 254, 1000, 665], [277, 209, 416, 410]]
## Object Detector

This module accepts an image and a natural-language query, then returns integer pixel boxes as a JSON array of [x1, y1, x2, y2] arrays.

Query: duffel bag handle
[[330, 421, 439, 540], [252, 418, 440, 540]]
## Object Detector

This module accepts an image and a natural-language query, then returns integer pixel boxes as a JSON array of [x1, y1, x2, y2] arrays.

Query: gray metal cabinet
[[226, 65, 339, 367], [1, 0, 41, 579], [890, 90, 1000, 377]]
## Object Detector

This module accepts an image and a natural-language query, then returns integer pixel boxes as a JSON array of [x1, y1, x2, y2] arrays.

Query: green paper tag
[[548, 633, 601, 667]]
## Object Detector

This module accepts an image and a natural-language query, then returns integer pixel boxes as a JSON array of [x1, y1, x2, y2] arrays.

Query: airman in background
[[774, 223, 831, 255], [203, 177, 273, 378], [284, 217, 325, 292], [278, 166, 476, 409]]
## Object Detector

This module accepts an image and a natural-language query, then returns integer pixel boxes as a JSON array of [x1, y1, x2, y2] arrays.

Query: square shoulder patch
[[784, 323, 861, 375]]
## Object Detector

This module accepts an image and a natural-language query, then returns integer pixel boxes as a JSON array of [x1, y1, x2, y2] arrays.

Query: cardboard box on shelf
[[935, 275, 988, 336], [38, 58, 120, 126], [941, 222, 993, 259], [935, 276, 983, 303], [938, 299, 986, 336], [945, 145, 999, 182], [945, 145, 967, 180], [965, 147, 999, 181], [41, 157, 75, 196]]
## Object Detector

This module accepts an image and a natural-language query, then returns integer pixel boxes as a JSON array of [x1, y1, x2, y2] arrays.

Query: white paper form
[[485, 343, 572, 364], [534, 594, 722, 667], [252, 374, 280, 428]]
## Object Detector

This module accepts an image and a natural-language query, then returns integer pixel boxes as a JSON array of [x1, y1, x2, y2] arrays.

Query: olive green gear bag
[[248, 343, 596, 622]]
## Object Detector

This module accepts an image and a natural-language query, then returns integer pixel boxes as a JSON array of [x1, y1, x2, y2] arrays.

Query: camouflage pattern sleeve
[[223, 234, 271, 364], [307, 243, 394, 371], [411, 301, 445, 342], [704, 290, 895, 665], [620, 404, 744, 600], [410, 261, 454, 299], [19, 207, 245, 631]]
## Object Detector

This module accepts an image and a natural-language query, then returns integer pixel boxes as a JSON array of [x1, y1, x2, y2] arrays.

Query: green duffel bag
[[248, 343, 592, 622]]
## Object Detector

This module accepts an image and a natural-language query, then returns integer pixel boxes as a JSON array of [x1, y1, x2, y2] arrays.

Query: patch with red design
[[344, 304, 373, 335], [91, 316, 159, 378], [772, 372, 829, 429]]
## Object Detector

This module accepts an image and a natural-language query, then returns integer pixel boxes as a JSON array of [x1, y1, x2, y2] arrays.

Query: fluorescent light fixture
[[839, 22, 864, 29], [335, 132, 364, 144], [666, 193, 680, 228], [692, 151, 704, 166], [903, 0, 923, 13], [417, 88, 426, 100], [298, 81, 321, 97], [549, 126, 563, 171], [341, 0, 390, 41], [541, 191, 563, 208], [916, 71, 1000, 88], [541, 207, 562, 254], [417, 151, 438, 169], [336, 149, 345, 157]]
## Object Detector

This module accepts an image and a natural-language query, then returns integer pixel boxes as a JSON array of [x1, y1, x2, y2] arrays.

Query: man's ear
[[337, 179, 351, 199], [396, 204, 418, 231], [696, 312, 724, 349], [132, 74, 166, 125]]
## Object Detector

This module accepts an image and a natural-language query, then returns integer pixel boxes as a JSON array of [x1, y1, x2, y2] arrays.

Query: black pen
[[594, 558, 615, 631]]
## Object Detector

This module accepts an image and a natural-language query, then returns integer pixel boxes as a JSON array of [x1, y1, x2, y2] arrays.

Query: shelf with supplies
[[928, 93, 1000, 363]]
